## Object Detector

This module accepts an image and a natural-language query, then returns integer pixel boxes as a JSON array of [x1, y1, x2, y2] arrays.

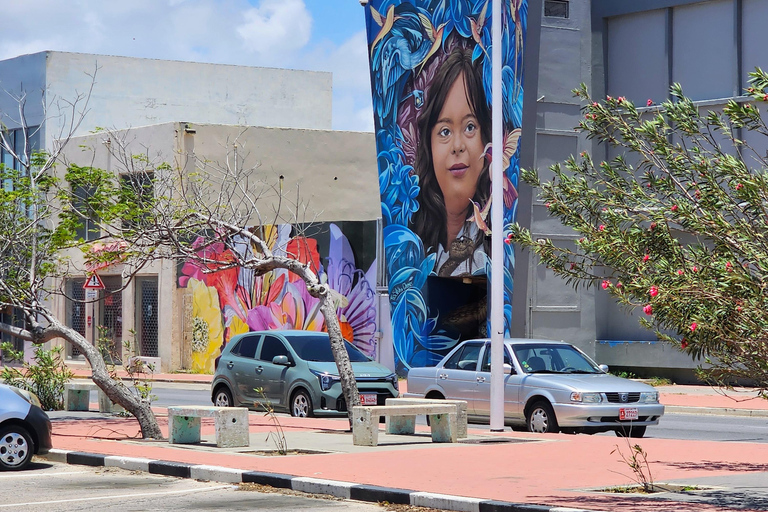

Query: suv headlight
[[639, 391, 659, 403], [310, 369, 340, 391], [570, 391, 602, 403], [385, 373, 399, 391], [10, 386, 42, 408]]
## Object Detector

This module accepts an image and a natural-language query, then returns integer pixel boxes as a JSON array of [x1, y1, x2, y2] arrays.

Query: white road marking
[[0, 484, 234, 507], [0, 471, 89, 479]]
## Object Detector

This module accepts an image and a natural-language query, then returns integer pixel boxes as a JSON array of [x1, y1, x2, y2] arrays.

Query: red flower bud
[[671, 205, 679, 212], [643, 254, 650, 262], [649, 286, 659, 297], [681, 340, 688, 349], [601, 280, 611, 290], [643, 304, 653, 315], [647, 99, 653, 106]]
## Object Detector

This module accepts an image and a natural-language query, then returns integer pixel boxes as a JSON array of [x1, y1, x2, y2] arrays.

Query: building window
[[120, 171, 155, 231], [72, 185, 101, 241], [544, 0, 569, 19]]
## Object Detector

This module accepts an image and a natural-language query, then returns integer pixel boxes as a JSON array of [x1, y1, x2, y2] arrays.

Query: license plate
[[619, 407, 639, 421], [361, 393, 377, 406]]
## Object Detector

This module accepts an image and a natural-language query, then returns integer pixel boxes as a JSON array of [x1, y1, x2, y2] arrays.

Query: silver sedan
[[404, 338, 664, 437]]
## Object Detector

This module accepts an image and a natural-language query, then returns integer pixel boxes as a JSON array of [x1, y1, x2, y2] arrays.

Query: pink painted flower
[[643, 304, 653, 315], [690, 322, 698, 332], [649, 286, 659, 297], [643, 254, 650, 262], [601, 280, 611, 290]]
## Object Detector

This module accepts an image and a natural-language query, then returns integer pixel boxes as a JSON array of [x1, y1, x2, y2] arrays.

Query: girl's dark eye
[[438, 127, 451, 138]]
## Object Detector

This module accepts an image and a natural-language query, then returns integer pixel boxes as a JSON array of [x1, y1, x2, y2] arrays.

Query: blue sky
[[0, 0, 374, 132]]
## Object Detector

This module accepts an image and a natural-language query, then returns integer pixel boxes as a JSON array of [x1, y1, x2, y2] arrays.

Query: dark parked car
[[0, 384, 52, 470], [211, 330, 399, 417], [405, 338, 664, 437]]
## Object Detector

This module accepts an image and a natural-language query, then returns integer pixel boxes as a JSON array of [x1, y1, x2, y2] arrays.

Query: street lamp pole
[[489, 0, 505, 432]]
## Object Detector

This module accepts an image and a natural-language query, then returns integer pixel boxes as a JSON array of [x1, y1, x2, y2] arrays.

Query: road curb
[[665, 405, 768, 417], [41, 449, 604, 512]]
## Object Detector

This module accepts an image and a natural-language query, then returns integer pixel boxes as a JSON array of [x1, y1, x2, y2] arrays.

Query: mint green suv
[[211, 330, 399, 417]]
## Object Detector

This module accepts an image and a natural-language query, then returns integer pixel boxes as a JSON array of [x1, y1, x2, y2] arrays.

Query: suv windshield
[[286, 334, 371, 362], [512, 343, 600, 374]]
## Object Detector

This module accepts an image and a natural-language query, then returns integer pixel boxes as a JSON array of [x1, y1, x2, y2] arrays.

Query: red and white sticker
[[619, 408, 639, 421], [360, 393, 377, 406]]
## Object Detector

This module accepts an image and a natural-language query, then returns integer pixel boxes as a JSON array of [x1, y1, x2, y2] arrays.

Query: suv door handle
[[255, 366, 263, 374]]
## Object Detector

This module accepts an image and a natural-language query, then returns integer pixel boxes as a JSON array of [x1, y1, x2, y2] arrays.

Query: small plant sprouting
[[611, 436, 655, 493], [255, 387, 288, 455]]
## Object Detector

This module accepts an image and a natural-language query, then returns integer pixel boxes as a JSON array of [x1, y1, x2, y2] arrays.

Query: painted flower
[[188, 278, 224, 374]]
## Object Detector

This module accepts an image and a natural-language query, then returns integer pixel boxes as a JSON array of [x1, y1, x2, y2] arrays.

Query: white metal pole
[[489, 0, 505, 432]]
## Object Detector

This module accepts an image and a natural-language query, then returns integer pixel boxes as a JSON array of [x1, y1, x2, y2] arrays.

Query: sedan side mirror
[[503, 363, 515, 375], [598, 364, 609, 373], [272, 355, 291, 366]]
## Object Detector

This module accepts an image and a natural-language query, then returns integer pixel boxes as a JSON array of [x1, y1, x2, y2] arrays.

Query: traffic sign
[[83, 273, 106, 289]]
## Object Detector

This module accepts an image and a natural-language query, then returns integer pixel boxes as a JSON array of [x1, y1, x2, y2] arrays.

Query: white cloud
[[237, 0, 312, 64]]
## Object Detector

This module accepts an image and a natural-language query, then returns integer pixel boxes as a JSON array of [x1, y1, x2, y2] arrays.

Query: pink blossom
[[643, 304, 653, 315], [643, 254, 650, 262], [677, 269, 684, 275], [735, 183, 744, 190], [649, 286, 659, 297], [693, 266, 699, 272], [599, 225, 606, 231], [650, 222, 657, 229], [607, 95, 613, 101], [737, 306, 743, 312], [616, 282, 623, 288], [681, 340, 689, 349], [647, 99, 653, 107], [726, 262, 733, 272], [601, 280, 611, 290], [690, 322, 697, 332], [671, 205, 678, 212]]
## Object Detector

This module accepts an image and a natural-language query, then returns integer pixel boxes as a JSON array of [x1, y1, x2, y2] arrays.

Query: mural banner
[[364, 0, 527, 371]]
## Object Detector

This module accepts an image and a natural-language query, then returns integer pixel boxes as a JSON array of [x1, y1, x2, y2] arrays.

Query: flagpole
[[489, 0, 505, 432]]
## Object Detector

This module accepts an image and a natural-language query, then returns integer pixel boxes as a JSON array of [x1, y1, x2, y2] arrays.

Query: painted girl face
[[430, 72, 485, 219]]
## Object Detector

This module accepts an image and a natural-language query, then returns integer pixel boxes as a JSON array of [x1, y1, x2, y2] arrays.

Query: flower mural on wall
[[179, 223, 378, 372]]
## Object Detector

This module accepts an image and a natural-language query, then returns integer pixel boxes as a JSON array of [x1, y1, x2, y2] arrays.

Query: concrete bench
[[385, 397, 468, 438], [167, 406, 250, 448], [352, 404, 457, 447], [64, 382, 124, 414]]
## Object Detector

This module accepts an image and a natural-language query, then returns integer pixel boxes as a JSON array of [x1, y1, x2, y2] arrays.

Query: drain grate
[[458, 437, 536, 445]]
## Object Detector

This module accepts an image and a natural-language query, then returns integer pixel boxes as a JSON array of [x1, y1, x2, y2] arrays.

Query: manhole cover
[[459, 437, 535, 444]]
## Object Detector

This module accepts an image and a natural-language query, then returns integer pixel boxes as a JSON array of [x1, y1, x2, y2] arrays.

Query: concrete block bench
[[352, 404, 457, 447], [64, 382, 125, 414], [385, 398, 468, 438], [167, 406, 250, 448]]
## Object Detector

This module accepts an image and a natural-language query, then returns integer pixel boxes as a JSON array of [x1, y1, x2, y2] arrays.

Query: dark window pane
[[259, 336, 290, 361], [233, 335, 259, 359], [544, 0, 569, 18], [285, 333, 370, 362]]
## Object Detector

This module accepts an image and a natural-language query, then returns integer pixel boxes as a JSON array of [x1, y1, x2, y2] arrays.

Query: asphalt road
[[0, 460, 397, 512], [94, 383, 768, 443]]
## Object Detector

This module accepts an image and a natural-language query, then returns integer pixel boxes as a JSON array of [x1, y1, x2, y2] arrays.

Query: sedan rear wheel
[[527, 400, 560, 434], [0, 425, 34, 471], [291, 389, 313, 418]]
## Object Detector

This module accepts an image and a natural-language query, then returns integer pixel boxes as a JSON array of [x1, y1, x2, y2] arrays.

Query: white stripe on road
[[0, 485, 234, 507]]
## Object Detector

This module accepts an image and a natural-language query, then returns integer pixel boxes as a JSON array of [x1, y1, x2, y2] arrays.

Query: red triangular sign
[[83, 273, 105, 289]]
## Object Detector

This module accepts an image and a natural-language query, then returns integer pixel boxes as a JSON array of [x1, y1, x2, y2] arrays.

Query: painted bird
[[470, 0, 491, 61], [415, 13, 447, 75]]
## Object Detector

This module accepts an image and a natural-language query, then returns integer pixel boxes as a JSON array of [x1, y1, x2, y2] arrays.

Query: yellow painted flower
[[189, 278, 224, 374]]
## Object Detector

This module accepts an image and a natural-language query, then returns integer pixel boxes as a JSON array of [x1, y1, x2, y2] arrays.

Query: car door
[[223, 333, 262, 404], [256, 334, 292, 407], [473, 343, 523, 421], [436, 342, 483, 415]]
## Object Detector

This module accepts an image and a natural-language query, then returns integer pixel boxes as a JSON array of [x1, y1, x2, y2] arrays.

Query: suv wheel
[[291, 389, 313, 417], [0, 425, 34, 471]]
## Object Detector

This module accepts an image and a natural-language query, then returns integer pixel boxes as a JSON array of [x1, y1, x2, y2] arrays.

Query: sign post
[[83, 274, 105, 346]]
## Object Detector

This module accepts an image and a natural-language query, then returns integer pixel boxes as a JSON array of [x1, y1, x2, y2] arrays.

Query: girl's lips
[[449, 164, 468, 177]]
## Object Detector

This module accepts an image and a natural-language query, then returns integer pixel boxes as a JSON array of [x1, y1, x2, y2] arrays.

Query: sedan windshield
[[286, 334, 371, 362], [512, 344, 600, 374]]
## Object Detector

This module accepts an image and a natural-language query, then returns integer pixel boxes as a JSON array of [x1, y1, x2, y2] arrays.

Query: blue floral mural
[[364, 0, 527, 372]]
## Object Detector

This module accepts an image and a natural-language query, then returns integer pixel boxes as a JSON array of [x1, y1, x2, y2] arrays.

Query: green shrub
[[1, 343, 74, 410]]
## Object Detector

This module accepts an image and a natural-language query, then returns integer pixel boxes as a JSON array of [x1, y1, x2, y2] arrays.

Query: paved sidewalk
[[50, 372, 768, 511]]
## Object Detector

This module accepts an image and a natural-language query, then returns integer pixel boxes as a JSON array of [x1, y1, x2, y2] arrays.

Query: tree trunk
[[315, 284, 360, 425], [41, 317, 164, 439]]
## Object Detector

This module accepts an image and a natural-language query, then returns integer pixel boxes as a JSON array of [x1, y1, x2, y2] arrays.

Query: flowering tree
[[512, 70, 768, 396]]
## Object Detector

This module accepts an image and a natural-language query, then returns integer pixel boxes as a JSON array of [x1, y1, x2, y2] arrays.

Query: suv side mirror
[[598, 364, 609, 373], [272, 355, 291, 366]]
